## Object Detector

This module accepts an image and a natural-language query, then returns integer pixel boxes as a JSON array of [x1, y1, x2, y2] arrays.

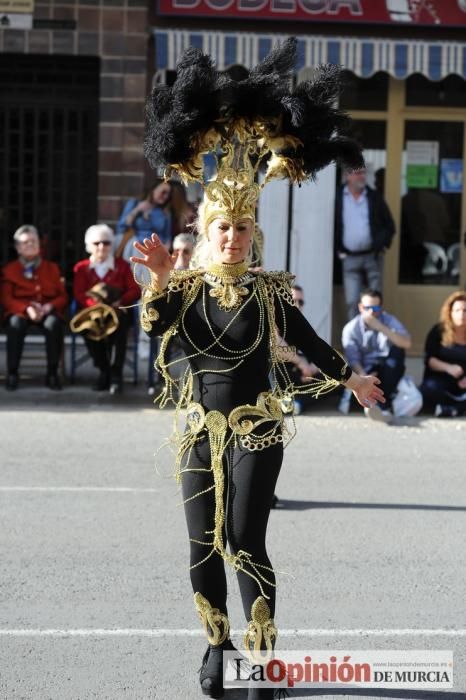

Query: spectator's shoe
[[109, 379, 123, 395], [5, 373, 18, 391], [92, 371, 110, 391], [364, 405, 393, 424], [45, 373, 62, 391], [434, 404, 460, 418]]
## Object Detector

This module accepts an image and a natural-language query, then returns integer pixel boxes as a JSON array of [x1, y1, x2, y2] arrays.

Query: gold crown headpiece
[[143, 38, 364, 227]]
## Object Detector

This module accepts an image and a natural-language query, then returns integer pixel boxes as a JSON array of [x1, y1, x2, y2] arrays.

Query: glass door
[[388, 118, 466, 352], [399, 120, 464, 286]]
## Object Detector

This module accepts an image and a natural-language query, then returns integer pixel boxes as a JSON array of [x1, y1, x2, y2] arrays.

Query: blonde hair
[[190, 200, 254, 269], [439, 290, 466, 346]]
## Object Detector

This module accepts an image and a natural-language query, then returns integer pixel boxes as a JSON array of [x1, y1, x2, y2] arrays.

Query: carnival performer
[[130, 39, 384, 700]]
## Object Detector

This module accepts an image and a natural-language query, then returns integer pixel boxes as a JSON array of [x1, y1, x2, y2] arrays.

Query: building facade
[[0, 0, 149, 284], [1, 0, 466, 350]]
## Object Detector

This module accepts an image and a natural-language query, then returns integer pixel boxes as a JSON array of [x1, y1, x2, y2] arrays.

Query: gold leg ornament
[[194, 592, 230, 646], [244, 596, 277, 664]]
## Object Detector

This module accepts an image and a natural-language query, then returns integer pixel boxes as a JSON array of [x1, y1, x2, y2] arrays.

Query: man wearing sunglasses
[[73, 224, 140, 392], [341, 288, 411, 422]]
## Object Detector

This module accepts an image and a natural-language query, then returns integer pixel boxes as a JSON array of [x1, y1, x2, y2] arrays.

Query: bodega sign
[[157, 0, 466, 25]]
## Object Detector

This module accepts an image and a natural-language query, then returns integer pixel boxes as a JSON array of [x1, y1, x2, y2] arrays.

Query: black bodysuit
[[141, 267, 351, 622]]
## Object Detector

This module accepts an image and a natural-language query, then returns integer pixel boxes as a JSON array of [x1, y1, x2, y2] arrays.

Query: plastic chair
[[69, 300, 139, 384]]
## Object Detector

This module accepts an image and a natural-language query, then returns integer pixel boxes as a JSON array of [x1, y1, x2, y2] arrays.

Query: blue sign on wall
[[440, 159, 463, 194]]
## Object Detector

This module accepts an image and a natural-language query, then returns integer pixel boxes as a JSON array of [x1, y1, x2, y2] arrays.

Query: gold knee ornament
[[244, 596, 277, 663], [194, 592, 230, 646]]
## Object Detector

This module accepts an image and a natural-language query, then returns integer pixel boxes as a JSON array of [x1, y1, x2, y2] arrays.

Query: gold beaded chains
[[139, 268, 349, 599]]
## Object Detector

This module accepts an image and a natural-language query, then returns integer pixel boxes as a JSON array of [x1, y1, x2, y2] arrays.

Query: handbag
[[392, 375, 423, 417], [115, 227, 135, 258]]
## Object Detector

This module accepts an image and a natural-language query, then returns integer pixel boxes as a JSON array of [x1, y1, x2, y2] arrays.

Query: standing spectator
[[73, 225, 140, 392], [335, 167, 395, 320], [0, 225, 68, 390], [341, 288, 411, 422], [420, 291, 466, 417], [115, 179, 172, 261], [169, 181, 197, 239], [172, 233, 195, 271]]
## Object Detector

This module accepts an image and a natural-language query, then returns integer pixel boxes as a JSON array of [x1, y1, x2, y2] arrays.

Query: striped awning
[[154, 29, 466, 81]]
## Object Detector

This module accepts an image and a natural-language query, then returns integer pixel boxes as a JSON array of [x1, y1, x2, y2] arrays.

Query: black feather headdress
[[144, 38, 363, 223]]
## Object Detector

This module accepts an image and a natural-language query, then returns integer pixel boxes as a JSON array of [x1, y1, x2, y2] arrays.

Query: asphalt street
[[0, 401, 465, 700]]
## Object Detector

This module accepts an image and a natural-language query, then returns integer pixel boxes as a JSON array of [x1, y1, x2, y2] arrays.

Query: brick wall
[[0, 0, 150, 227]]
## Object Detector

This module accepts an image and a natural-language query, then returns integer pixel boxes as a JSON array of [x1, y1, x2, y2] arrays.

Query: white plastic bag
[[392, 375, 423, 417]]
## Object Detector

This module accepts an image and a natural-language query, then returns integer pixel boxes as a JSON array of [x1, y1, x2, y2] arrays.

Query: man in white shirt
[[334, 168, 395, 320]]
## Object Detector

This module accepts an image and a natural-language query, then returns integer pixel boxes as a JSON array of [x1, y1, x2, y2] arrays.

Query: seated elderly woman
[[0, 224, 68, 390], [420, 290, 466, 417], [73, 224, 140, 392]]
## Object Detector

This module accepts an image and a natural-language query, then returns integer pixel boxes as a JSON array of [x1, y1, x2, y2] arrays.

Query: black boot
[[46, 371, 62, 390], [109, 369, 123, 395], [199, 638, 237, 699], [5, 372, 18, 390], [92, 370, 110, 391]]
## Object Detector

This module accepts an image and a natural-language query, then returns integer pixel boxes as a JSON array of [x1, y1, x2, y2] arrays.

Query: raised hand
[[130, 233, 175, 289]]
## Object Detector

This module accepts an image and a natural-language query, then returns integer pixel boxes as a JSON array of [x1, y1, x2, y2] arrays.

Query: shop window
[[339, 71, 388, 112], [399, 120, 464, 285], [406, 74, 466, 108]]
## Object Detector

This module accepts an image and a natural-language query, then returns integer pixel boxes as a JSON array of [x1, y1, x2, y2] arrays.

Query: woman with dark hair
[[420, 291, 466, 417], [115, 179, 172, 260], [169, 179, 197, 239], [131, 39, 384, 700]]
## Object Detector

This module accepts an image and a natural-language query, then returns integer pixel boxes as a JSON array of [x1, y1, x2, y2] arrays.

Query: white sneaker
[[434, 404, 459, 418], [364, 405, 393, 424]]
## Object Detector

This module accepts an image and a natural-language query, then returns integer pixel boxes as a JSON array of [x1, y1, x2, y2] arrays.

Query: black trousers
[[84, 310, 129, 378], [420, 375, 466, 412], [7, 313, 64, 374], [181, 432, 283, 621], [369, 345, 405, 406]]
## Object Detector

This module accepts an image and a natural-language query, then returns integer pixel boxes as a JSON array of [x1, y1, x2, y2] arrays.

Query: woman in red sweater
[[73, 224, 140, 392]]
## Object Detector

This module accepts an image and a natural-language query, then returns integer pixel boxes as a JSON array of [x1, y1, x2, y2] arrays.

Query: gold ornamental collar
[[204, 261, 253, 311], [206, 261, 249, 281]]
